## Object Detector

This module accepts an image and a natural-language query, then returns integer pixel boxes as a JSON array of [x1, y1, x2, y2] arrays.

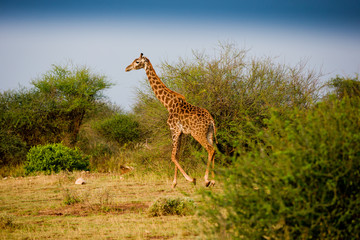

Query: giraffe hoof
[[172, 182, 177, 188], [205, 180, 216, 187], [192, 178, 196, 186]]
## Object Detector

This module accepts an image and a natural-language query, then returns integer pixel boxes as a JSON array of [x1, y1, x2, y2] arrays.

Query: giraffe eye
[[136, 61, 140, 64]]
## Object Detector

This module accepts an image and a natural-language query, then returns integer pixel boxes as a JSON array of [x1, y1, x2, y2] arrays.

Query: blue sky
[[1, 0, 359, 25], [1, 0, 360, 110]]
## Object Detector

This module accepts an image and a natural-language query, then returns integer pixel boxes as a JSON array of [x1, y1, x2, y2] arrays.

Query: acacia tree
[[31, 64, 113, 146], [0, 64, 113, 169]]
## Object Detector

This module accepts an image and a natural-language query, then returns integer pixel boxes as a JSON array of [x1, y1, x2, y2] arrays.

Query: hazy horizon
[[1, 0, 359, 110]]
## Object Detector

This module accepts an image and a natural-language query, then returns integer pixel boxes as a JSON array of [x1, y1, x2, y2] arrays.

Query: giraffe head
[[125, 53, 148, 72]]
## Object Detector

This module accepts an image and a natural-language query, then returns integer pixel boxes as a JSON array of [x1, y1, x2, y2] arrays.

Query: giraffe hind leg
[[207, 124, 216, 180], [205, 145, 216, 187], [191, 129, 216, 187]]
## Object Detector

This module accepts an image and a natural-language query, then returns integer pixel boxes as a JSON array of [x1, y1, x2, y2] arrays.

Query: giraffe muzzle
[[125, 65, 133, 72]]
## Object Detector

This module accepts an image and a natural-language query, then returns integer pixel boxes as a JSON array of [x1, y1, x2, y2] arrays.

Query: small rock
[[75, 177, 86, 185], [120, 165, 134, 174]]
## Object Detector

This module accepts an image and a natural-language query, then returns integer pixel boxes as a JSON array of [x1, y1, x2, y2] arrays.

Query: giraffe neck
[[144, 61, 185, 111]]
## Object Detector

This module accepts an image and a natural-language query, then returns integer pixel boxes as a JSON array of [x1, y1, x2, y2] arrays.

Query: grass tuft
[[0, 213, 16, 230], [148, 197, 196, 217], [63, 188, 82, 205]]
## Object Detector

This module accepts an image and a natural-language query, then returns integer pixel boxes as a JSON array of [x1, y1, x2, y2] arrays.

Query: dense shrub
[[25, 143, 90, 175], [0, 88, 60, 159], [94, 113, 142, 146], [0, 130, 26, 167], [327, 74, 360, 99], [200, 95, 360, 239]]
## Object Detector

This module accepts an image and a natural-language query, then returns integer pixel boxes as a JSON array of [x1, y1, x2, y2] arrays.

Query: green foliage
[[148, 197, 196, 217], [74, 102, 147, 172], [0, 88, 57, 163], [0, 130, 26, 167], [0, 63, 113, 169], [94, 113, 142, 146], [32, 64, 111, 108], [200, 95, 360, 239], [25, 143, 90, 175], [327, 74, 360, 99], [31, 64, 113, 145]]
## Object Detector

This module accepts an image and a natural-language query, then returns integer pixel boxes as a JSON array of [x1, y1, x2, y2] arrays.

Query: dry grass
[[0, 171, 209, 239]]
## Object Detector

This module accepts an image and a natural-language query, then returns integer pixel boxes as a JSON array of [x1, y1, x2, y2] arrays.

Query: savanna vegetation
[[1, 43, 359, 239]]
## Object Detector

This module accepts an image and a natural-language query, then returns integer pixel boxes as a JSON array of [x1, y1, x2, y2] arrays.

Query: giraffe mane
[[167, 89, 186, 100]]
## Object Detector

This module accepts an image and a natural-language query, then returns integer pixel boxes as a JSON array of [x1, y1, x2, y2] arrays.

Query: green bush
[[25, 143, 90, 175], [327, 74, 360, 99], [94, 113, 142, 146], [201, 95, 360, 239], [0, 130, 26, 167], [148, 197, 196, 217], [0, 88, 57, 164]]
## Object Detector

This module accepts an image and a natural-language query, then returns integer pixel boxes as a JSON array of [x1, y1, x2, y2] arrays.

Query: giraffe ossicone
[[126, 53, 217, 188]]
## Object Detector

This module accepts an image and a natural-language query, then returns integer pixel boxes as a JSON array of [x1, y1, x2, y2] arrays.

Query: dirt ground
[[0, 172, 206, 239]]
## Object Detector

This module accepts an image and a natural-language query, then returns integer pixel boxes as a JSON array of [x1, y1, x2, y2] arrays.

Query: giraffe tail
[[213, 121, 218, 144], [208, 121, 218, 145]]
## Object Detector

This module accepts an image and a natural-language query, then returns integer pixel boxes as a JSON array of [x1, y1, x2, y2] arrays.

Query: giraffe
[[126, 53, 216, 188]]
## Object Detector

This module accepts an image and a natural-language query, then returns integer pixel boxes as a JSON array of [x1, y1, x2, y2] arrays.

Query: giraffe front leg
[[172, 166, 178, 188], [170, 131, 196, 187]]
